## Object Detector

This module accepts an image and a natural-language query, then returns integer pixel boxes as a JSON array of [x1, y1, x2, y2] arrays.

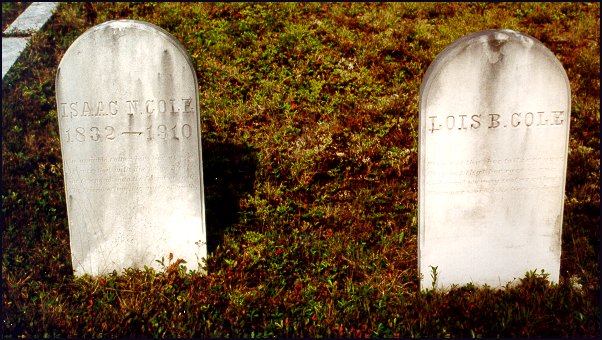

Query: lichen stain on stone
[[485, 35, 507, 64], [107, 25, 126, 43], [549, 214, 562, 255]]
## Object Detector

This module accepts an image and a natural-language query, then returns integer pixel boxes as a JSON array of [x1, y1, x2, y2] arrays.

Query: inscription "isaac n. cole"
[[59, 98, 194, 119], [427, 110, 565, 133]]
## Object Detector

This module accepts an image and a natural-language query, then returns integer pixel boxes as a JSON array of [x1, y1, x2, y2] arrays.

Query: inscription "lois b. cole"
[[427, 110, 565, 133], [59, 97, 194, 119]]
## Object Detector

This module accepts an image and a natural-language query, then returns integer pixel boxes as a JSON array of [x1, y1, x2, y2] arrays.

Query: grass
[[1, 2, 32, 32], [2, 2, 600, 338]]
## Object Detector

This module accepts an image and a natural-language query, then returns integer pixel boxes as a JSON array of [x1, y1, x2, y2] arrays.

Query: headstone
[[418, 29, 570, 289], [56, 20, 207, 276]]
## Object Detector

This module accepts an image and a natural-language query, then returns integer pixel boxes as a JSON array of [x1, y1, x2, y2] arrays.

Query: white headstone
[[418, 29, 570, 289], [56, 20, 207, 276]]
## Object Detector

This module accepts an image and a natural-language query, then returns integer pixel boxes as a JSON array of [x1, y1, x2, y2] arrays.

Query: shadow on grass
[[202, 140, 258, 254]]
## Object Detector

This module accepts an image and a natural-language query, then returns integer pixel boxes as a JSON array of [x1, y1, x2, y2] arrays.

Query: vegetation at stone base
[[2, 2, 599, 338], [1, 2, 32, 31]]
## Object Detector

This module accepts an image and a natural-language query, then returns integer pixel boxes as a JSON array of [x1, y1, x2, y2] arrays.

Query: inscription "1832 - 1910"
[[60, 97, 195, 143], [427, 110, 565, 133], [62, 123, 193, 143]]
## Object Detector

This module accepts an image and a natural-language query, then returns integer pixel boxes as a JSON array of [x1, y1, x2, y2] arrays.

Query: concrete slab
[[2, 37, 30, 79], [4, 2, 59, 35]]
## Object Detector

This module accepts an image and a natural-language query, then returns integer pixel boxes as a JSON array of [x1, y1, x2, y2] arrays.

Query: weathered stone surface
[[418, 29, 570, 289], [56, 20, 206, 276]]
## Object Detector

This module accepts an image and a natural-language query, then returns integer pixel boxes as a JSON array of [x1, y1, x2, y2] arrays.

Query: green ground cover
[[2, 2, 599, 337], [1, 2, 32, 31]]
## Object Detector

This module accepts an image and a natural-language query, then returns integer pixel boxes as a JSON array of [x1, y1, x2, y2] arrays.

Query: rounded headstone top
[[58, 19, 195, 75], [56, 19, 199, 107], [419, 29, 570, 102]]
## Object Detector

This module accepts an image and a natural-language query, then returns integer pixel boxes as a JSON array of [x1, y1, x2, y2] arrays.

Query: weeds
[[1, 2, 32, 31]]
